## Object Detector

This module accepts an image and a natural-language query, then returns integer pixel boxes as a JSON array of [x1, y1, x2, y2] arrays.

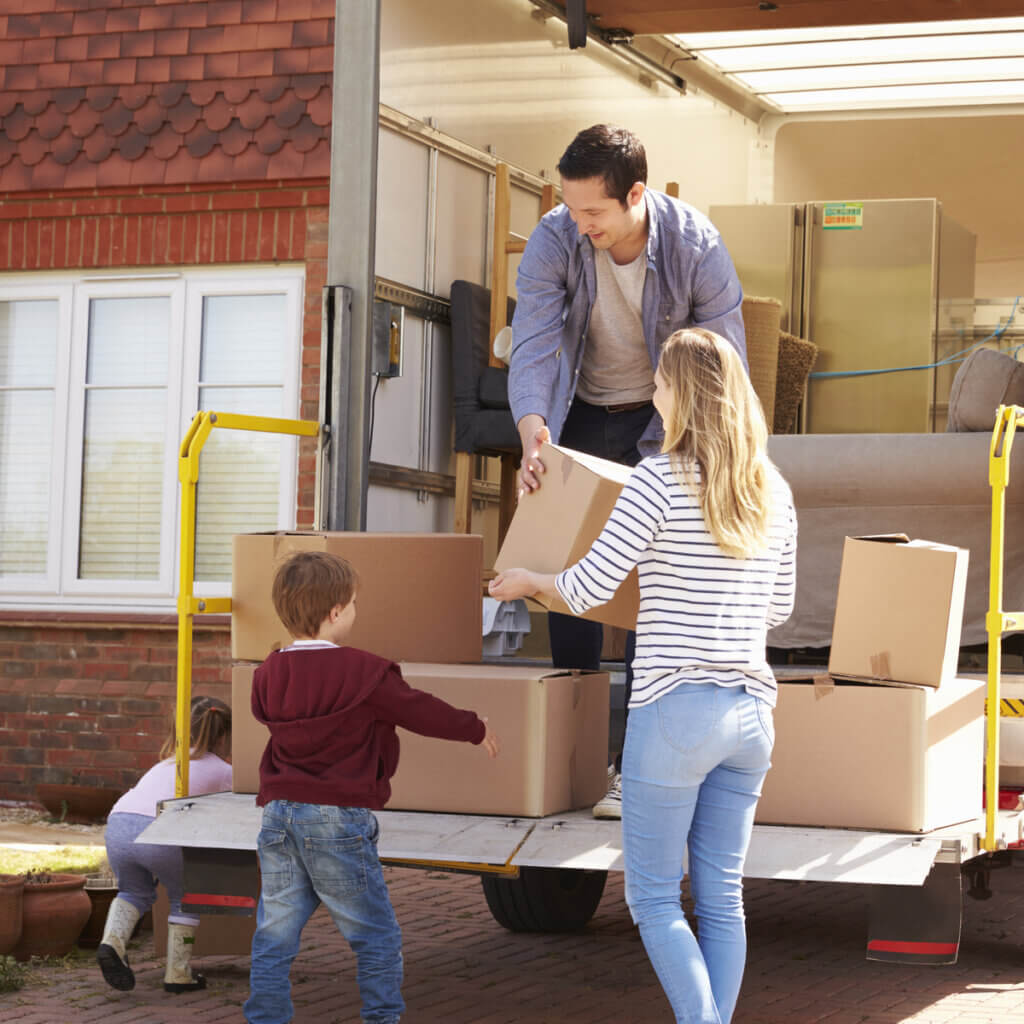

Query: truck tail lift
[[140, 406, 1024, 960]]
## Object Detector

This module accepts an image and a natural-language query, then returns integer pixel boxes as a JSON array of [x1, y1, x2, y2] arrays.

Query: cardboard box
[[232, 532, 483, 663], [828, 535, 969, 688], [756, 675, 984, 832], [389, 663, 609, 817], [231, 661, 610, 817], [232, 663, 267, 794], [494, 443, 639, 631]]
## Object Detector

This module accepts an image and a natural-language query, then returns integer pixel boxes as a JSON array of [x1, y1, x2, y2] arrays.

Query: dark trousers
[[551, 396, 652, 772]]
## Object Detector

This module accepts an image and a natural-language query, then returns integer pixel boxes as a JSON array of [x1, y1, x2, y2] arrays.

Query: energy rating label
[[822, 202, 864, 229]]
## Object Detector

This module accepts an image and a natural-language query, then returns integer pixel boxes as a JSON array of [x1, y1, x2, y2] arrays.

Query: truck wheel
[[481, 866, 607, 932]]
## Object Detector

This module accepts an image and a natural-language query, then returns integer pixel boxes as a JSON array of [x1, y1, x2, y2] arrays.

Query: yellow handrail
[[176, 412, 320, 798], [984, 404, 1024, 851]]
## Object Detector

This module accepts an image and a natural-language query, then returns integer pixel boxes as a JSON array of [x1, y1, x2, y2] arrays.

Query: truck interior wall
[[772, 114, 1024, 298], [368, 0, 762, 538]]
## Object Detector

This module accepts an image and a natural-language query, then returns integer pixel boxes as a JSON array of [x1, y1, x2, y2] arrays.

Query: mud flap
[[181, 847, 260, 917], [866, 862, 962, 964]]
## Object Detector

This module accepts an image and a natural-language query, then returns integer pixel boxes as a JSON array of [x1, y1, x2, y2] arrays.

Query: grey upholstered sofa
[[766, 430, 1024, 650]]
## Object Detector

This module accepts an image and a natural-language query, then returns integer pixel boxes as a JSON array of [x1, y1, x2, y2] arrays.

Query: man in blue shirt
[[507, 124, 746, 818]]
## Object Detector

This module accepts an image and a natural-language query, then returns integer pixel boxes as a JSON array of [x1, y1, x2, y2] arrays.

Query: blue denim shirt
[[508, 188, 746, 455]]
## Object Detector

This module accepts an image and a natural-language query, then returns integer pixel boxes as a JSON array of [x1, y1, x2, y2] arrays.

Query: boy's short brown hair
[[271, 551, 359, 639]]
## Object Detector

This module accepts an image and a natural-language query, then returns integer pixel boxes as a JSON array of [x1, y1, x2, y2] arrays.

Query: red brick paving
[[5, 863, 1024, 1023]]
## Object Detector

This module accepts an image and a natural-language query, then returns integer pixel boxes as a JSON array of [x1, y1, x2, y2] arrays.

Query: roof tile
[[256, 78, 287, 103], [20, 131, 49, 167], [256, 22, 293, 49], [155, 28, 190, 56], [118, 125, 149, 161], [51, 128, 84, 166], [106, 8, 141, 33], [151, 122, 184, 160], [272, 92, 305, 129], [96, 151, 138, 189], [86, 33, 120, 60], [0, 134, 16, 169], [69, 61, 105, 87], [308, 46, 332, 74], [86, 86, 119, 112], [273, 48, 309, 76], [292, 18, 330, 48], [135, 95, 166, 135], [207, 0, 243, 26], [24, 36, 57, 64], [35, 104, 66, 141], [121, 31, 156, 59], [68, 102, 101, 138], [293, 75, 323, 101], [39, 12, 75, 36], [82, 130, 114, 163], [71, 10, 107, 36], [189, 25, 226, 53], [101, 100, 134, 138], [55, 87, 86, 114], [238, 50, 274, 77], [2, 108, 34, 142], [237, 91, 270, 130], [55, 35, 87, 62], [169, 54, 205, 79], [0, 40, 24, 65], [185, 123, 218, 158], [8, 15, 42, 39], [220, 120, 253, 157], [307, 85, 331, 127], [29, 156, 67, 191], [37, 62, 72, 89], [254, 118, 284, 155], [102, 59, 138, 86], [136, 56, 173, 83], [223, 80, 253, 105], [5, 65, 41, 91], [168, 93, 202, 134], [61, 154, 99, 191], [232, 145, 270, 180], [121, 84, 151, 111], [291, 115, 320, 154], [204, 94, 236, 132], [187, 81, 219, 107], [0, 94, 19, 118], [241, 0, 277, 22], [266, 141, 307, 180], [138, 6, 176, 32], [155, 82, 187, 107], [22, 91, 51, 117], [204, 52, 239, 79]]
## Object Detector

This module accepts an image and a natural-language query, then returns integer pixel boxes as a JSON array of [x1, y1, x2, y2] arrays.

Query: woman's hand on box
[[489, 568, 557, 602]]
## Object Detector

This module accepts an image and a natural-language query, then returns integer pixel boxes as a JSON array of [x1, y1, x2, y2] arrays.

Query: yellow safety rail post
[[176, 412, 320, 799], [985, 403, 1024, 851]]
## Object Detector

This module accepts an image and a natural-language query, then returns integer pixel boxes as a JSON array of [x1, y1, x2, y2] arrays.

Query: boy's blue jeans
[[244, 801, 404, 1024], [622, 683, 773, 1024]]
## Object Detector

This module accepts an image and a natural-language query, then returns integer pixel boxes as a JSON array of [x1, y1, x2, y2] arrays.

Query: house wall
[[0, 179, 328, 801]]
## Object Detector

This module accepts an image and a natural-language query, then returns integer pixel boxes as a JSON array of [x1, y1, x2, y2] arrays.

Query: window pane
[[194, 386, 285, 582], [79, 389, 165, 580], [0, 300, 58, 386], [200, 294, 286, 384], [0, 391, 53, 575], [87, 297, 169, 386]]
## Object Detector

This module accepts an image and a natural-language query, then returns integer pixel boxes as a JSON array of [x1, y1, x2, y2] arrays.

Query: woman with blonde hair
[[490, 328, 797, 1023]]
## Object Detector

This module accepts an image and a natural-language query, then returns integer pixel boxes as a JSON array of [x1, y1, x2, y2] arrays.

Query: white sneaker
[[593, 768, 622, 819]]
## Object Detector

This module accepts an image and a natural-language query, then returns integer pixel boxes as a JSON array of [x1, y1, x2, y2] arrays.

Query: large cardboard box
[[494, 443, 639, 631], [756, 675, 984, 832], [231, 661, 610, 817], [390, 663, 609, 817], [232, 532, 483, 663], [232, 663, 267, 794], [828, 535, 969, 688]]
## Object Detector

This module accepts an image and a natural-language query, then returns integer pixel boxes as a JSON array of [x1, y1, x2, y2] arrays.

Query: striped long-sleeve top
[[555, 453, 797, 708]]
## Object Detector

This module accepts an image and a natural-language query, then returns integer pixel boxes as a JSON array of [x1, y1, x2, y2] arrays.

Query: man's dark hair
[[556, 125, 648, 206]]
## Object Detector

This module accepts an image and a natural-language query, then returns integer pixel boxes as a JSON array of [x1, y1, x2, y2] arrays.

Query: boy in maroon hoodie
[[243, 551, 499, 1024]]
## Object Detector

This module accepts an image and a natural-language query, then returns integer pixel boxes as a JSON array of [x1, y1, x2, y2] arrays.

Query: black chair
[[449, 279, 519, 538]]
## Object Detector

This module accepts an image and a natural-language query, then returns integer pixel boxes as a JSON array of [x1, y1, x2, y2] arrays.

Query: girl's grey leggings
[[104, 811, 200, 926]]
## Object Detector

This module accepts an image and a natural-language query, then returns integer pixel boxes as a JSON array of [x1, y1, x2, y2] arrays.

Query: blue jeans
[[622, 683, 774, 1024], [552, 396, 650, 769], [244, 802, 404, 1024]]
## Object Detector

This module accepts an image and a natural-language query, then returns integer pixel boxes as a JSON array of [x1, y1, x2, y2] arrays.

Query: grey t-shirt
[[575, 248, 655, 406]]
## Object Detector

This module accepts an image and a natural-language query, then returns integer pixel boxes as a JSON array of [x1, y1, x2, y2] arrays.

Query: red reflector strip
[[867, 940, 958, 955], [183, 893, 257, 909]]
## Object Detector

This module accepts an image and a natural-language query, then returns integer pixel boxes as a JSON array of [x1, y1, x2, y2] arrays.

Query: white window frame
[[0, 266, 305, 613]]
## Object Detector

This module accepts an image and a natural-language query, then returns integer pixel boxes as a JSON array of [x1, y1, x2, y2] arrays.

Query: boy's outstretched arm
[[368, 666, 500, 756]]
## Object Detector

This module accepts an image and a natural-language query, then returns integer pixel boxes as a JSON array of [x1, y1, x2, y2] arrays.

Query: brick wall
[[0, 180, 328, 800], [0, 618, 232, 801]]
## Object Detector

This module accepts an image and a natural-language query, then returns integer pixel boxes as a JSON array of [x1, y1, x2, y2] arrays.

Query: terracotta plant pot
[[0, 874, 25, 955], [11, 873, 91, 962], [78, 883, 119, 949], [35, 783, 120, 824]]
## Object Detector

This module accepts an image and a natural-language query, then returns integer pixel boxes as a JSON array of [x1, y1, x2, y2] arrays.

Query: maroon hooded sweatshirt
[[251, 645, 486, 809]]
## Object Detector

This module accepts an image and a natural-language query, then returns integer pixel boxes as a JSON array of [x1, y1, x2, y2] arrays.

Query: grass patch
[[0, 846, 109, 878]]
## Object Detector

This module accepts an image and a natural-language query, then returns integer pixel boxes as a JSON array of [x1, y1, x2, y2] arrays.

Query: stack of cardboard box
[[494, 443, 987, 835], [230, 531, 610, 818], [757, 535, 984, 832]]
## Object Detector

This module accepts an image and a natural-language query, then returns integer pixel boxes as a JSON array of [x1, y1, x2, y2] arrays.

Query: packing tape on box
[[813, 675, 834, 699], [869, 651, 892, 680]]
